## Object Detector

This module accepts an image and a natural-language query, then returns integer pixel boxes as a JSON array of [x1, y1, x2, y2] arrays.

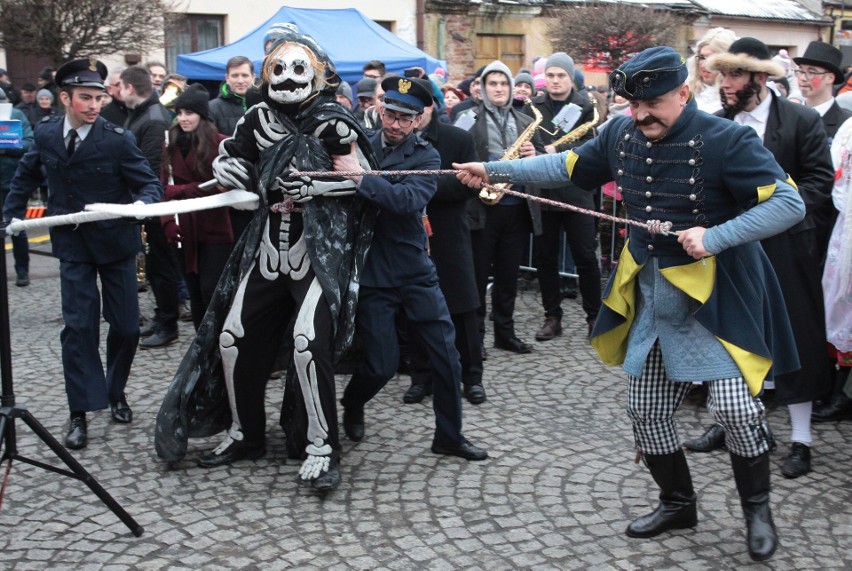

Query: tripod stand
[[0, 232, 143, 536]]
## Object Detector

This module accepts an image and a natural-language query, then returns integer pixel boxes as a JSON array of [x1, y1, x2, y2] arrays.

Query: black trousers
[[180, 242, 233, 331], [144, 219, 182, 332], [472, 203, 530, 344], [342, 283, 464, 446], [410, 309, 482, 388], [534, 209, 601, 323], [60, 257, 139, 412], [225, 264, 339, 451]]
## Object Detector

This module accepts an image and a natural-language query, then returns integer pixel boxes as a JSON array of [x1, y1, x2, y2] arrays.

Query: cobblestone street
[[1, 251, 850, 569]]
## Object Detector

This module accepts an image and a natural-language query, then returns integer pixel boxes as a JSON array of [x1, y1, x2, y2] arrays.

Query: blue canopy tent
[[177, 7, 446, 84]]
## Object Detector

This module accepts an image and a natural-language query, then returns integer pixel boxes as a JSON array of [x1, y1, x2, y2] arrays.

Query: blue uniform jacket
[[357, 130, 441, 287], [3, 116, 162, 264]]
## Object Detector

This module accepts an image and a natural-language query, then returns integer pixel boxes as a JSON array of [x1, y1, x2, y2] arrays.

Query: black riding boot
[[626, 450, 698, 538], [730, 451, 778, 561]]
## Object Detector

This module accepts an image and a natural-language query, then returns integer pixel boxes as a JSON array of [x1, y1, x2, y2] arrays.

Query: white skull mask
[[267, 45, 316, 104]]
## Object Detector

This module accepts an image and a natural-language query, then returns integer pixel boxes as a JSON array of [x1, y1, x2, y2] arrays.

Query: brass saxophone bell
[[159, 81, 183, 110]]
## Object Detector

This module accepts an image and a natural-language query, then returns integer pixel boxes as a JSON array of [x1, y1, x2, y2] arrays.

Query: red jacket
[[160, 130, 233, 273]]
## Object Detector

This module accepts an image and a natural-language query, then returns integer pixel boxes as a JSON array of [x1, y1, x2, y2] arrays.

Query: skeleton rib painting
[[155, 24, 378, 492]]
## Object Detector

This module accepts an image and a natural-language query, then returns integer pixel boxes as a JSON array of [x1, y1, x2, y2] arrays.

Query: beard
[[720, 76, 763, 119]]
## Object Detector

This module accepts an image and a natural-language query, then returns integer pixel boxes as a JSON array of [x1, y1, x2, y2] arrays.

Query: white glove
[[6, 217, 22, 236], [212, 156, 253, 190], [133, 200, 147, 220]]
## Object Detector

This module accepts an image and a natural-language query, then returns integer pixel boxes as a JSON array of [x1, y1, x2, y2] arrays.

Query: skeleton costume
[[155, 25, 377, 492]]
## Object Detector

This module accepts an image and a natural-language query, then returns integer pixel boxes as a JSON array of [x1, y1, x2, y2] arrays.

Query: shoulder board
[[103, 122, 126, 135], [41, 115, 60, 124]]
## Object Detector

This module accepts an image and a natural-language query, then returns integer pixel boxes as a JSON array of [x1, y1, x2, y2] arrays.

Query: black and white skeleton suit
[[154, 31, 377, 489]]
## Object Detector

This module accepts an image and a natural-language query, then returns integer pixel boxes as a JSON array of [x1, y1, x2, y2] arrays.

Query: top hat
[[793, 41, 845, 85]]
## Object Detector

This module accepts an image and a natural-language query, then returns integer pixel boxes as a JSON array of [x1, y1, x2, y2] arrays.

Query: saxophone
[[550, 104, 599, 148], [479, 98, 543, 205]]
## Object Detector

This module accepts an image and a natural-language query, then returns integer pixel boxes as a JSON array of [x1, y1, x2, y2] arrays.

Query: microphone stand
[[0, 226, 143, 536]]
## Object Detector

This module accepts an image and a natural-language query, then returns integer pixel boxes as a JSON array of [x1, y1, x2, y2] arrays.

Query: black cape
[[154, 95, 378, 461]]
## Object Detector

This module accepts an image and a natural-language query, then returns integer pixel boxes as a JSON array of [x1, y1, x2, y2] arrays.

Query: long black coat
[[755, 94, 834, 404], [419, 116, 481, 314]]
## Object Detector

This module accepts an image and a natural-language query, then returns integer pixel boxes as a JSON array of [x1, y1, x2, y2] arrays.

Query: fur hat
[[706, 37, 786, 77], [173, 83, 210, 120], [793, 41, 845, 85]]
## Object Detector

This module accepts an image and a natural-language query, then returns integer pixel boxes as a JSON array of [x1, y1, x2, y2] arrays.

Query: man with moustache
[[3, 58, 162, 449], [336, 76, 488, 461], [454, 46, 805, 561]]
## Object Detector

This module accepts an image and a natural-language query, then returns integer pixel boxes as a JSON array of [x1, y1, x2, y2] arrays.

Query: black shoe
[[403, 383, 432, 404], [15, 272, 29, 287], [139, 321, 159, 338], [781, 442, 811, 479], [311, 457, 342, 492], [812, 393, 852, 422], [343, 404, 365, 442], [463, 383, 487, 405], [139, 329, 178, 349], [683, 424, 727, 452], [109, 397, 133, 424], [65, 413, 88, 450], [431, 439, 488, 461], [179, 302, 193, 322], [626, 494, 698, 538], [197, 438, 266, 468], [535, 316, 562, 341], [494, 337, 532, 354]]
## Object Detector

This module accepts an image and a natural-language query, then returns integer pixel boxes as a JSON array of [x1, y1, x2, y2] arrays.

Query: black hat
[[794, 41, 845, 85], [609, 46, 687, 101], [21, 83, 37, 92], [381, 76, 432, 115], [356, 77, 377, 98], [173, 83, 210, 120], [706, 37, 786, 78], [38, 67, 54, 82], [55, 57, 107, 89]]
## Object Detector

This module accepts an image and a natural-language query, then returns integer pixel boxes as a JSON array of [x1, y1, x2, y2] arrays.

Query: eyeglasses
[[381, 110, 416, 128], [364, 73, 382, 80], [793, 68, 831, 79]]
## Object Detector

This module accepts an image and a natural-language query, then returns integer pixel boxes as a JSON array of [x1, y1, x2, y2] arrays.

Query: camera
[[404, 68, 422, 78]]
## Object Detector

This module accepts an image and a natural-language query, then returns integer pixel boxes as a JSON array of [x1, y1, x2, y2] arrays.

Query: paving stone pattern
[[1, 254, 850, 569]]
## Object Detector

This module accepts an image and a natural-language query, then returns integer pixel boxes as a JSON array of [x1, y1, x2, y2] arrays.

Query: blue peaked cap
[[609, 47, 687, 101]]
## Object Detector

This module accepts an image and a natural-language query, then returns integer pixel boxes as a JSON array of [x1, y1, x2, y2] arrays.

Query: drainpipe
[[417, 0, 425, 50]]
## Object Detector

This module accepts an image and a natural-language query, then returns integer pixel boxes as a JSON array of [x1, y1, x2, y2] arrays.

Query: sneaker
[[15, 272, 29, 287]]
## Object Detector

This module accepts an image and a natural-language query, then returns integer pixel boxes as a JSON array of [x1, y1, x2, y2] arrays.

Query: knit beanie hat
[[39, 67, 54, 82], [173, 83, 210, 120], [336, 80, 354, 107], [544, 52, 576, 79], [514, 72, 535, 89], [37, 89, 54, 102]]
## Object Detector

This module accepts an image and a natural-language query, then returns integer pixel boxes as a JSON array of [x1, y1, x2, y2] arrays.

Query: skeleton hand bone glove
[[314, 119, 358, 155], [212, 156, 254, 190], [273, 174, 357, 201]]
